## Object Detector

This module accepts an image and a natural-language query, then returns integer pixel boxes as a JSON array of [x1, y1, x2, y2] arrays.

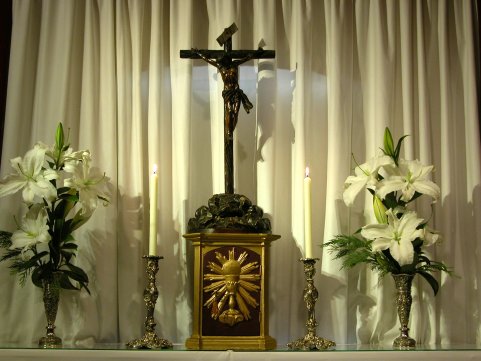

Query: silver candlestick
[[287, 258, 335, 350], [126, 255, 173, 349]]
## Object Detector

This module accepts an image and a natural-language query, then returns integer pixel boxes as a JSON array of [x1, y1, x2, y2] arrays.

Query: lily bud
[[55, 123, 64, 150], [373, 195, 388, 224]]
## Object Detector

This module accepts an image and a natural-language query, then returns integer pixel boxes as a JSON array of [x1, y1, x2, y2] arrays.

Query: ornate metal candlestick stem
[[287, 258, 335, 350], [127, 255, 173, 349]]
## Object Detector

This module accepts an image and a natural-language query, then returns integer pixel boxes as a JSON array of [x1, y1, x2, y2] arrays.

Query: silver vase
[[38, 273, 62, 348], [392, 273, 416, 349]]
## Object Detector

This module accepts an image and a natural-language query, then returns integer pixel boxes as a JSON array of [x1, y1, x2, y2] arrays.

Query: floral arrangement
[[0, 123, 109, 292], [324, 128, 450, 294]]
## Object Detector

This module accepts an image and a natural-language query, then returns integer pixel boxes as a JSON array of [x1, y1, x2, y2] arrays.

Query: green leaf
[[418, 270, 439, 295], [11, 251, 48, 272], [63, 270, 87, 284], [54, 198, 75, 220], [62, 243, 78, 250], [58, 273, 80, 291], [60, 234, 74, 243], [65, 264, 89, 283], [57, 187, 71, 195], [29, 251, 49, 264], [31, 271, 43, 288], [31, 263, 52, 288], [394, 135, 409, 164], [383, 192, 398, 209], [61, 265, 90, 294], [400, 264, 416, 274], [61, 250, 73, 263], [412, 238, 423, 252], [54, 202, 68, 223], [418, 255, 431, 265], [381, 249, 401, 272], [49, 238, 61, 267], [58, 193, 79, 202]]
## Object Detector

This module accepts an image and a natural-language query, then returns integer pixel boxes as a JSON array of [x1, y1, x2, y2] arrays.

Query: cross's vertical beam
[[220, 27, 234, 194], [224, 101, 234, 194]]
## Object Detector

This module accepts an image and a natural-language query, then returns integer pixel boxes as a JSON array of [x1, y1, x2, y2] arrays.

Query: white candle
[[304, 167, 313, 258], [149, 164, 158, 256]]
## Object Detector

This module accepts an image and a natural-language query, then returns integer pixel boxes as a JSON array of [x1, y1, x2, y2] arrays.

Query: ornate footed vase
[[38, 272, 62, 348], [392, 273, 416, 349]]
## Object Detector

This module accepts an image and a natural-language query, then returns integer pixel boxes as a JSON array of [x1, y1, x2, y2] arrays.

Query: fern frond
[[0, 248, 21, 262], [324, 234, 373, 270], [0, 231, 13, 249], [417, 260, 452, 275]]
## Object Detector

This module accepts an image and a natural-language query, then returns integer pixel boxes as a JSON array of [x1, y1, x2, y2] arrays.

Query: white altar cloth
[[1, 344, 481, 361]]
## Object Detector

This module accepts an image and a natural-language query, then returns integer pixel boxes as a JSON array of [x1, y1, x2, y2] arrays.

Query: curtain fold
[[0, 0, 479, 346]]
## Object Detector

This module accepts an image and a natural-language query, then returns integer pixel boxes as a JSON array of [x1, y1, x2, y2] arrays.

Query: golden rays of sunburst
[[203, 248, 260, 326]]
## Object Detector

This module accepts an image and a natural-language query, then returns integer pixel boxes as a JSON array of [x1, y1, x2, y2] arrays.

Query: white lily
[[343, 154, 394, 206], [423, 227, 441, 247], [0, 145, 57, 202], [376, 159, 440, 202], [0, 123, 111, 293], [361, 209, 424, 266], [10, 208, 51, 252], [64, 151, 110, 211], [63, 149, 89, 173]]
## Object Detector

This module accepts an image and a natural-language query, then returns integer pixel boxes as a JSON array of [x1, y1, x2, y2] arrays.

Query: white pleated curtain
[[0, 0, 479, 346]]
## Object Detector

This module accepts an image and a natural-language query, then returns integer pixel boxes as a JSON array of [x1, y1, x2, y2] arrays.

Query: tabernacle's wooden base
[[185, 335, 276, 351], [184, 232, 279, 351]]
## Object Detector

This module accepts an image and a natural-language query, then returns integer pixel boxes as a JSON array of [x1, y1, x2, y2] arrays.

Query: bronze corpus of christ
[[180, 23, 275, 195], [181, 23, 275, 233]]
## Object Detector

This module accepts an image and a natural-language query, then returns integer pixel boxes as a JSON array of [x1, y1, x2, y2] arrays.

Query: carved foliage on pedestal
[[202, 246, 261, 336], [188, 193, 271, 233]]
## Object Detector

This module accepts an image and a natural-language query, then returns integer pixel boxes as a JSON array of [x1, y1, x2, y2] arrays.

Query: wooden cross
[[181, 23, 275, 194]]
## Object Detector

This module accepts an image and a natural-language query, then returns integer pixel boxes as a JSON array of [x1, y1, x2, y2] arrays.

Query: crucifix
[[181, 23, 275, 194]]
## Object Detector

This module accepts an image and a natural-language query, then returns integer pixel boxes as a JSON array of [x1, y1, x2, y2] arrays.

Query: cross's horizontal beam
[[180, 49, 275, 60]]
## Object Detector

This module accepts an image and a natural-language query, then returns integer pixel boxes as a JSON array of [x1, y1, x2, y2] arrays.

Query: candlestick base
[[287, 258, 335, 351], [287, 333, 336, 351], [126, 331, 173, 350], [126, 255, 173, 350]]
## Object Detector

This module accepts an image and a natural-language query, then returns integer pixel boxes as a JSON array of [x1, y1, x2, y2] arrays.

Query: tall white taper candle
[[149, 164, 158, 256], [304, 167, 313, 258]]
